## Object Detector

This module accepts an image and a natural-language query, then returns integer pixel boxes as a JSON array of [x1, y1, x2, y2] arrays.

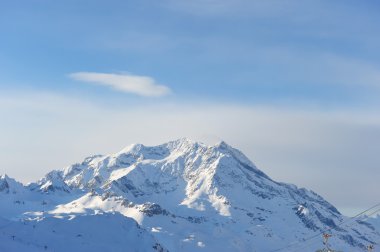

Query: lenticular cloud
[[69, 72, 171, 97]]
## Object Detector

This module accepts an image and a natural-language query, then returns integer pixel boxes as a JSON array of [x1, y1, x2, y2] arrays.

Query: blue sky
[[1, 0, 380, 215], [1, 0, 380, 105]]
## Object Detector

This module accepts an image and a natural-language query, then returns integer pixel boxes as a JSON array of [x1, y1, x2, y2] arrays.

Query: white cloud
[[69, 72, 171, 97]]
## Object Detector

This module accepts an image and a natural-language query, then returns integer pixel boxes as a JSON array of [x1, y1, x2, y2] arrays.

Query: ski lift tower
[[315, 233, 336, 252], [367, 244, 374, 252]]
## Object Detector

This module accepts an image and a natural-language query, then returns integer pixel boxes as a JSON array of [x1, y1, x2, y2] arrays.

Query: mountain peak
[[119, 138, 234, 157], [164, 138, 202, 151], [0, 174, 9, 180], [171, 137, 194, 145], [0, 174, 24, 193], [118, 138, 203, 158], [215, 140, 229, 148]]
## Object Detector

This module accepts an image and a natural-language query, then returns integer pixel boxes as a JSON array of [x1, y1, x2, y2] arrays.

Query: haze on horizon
[[1, 0, 380, 216]]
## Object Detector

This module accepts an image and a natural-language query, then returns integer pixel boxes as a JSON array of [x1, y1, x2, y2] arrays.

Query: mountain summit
[[0, 139, 378, 251]]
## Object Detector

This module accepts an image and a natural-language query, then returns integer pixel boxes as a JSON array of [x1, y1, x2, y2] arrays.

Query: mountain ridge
[[0, 138, 378, 251]]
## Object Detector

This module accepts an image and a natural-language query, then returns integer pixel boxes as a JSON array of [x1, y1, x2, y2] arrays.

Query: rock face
[[0, 138, 379, 251]]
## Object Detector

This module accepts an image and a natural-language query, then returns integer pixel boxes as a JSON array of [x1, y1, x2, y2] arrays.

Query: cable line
[[269, 202, 380, 252]]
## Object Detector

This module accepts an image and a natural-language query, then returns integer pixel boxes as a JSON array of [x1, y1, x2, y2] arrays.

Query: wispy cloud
[[69, 72, 171, 97]]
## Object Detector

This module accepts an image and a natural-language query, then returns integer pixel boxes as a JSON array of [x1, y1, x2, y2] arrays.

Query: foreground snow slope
[[0, 213, 166, 252], [0, 139, 379, 251]]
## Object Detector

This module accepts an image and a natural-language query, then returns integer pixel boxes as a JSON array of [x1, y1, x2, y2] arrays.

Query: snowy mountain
[[0, 138, 378, 251]]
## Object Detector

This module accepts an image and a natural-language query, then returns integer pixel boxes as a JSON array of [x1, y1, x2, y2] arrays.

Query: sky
[[0, 0, 380, 216]]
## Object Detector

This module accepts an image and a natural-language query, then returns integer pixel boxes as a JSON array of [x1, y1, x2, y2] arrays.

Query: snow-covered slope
[[0, 138, 379, 251], [0, 213, 166, 252]]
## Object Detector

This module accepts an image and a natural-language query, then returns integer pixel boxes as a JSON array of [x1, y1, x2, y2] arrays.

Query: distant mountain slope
[[367, 215, 380, 234], [0, 139, 378, 251]]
